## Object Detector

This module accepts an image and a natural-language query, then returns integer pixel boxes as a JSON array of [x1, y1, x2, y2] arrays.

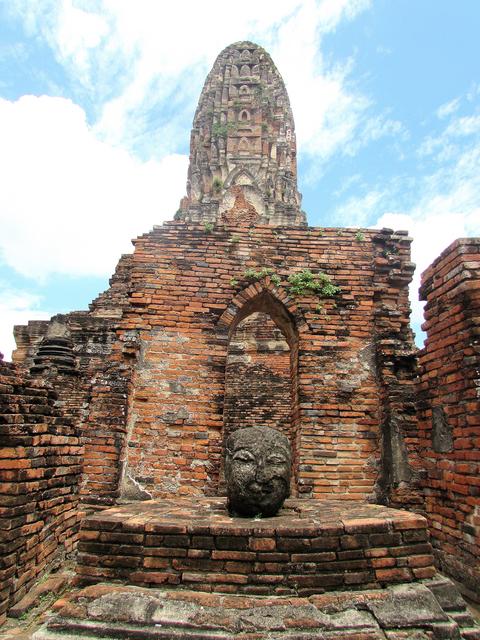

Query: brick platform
[[76, 498, 436, 596]]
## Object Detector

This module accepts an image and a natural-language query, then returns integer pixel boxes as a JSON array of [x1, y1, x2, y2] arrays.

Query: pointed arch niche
[[219, 287, 301, 495]]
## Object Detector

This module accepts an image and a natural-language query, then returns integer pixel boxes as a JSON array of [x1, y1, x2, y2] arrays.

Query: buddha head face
[[224, 427, 291, 517]]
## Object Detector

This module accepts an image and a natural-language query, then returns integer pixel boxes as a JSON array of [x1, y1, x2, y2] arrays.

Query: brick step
[[34, 578, 480, 640]]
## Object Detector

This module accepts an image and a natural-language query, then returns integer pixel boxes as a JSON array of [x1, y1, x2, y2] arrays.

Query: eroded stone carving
[[224, 426, 291, 517], [221, 186, 259, 225], [177, 41, 305, 226]]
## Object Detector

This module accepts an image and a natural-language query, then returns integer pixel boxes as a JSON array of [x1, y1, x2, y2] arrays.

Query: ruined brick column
[[12, 256, 136, 506], [371, 229, 425, 511], [0, 360, 83, 623], [418, 238, 480, 599]]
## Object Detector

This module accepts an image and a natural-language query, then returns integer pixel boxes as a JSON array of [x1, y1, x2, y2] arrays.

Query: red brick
[[249, 537, 276, 551], [375, 568, 412, 583]]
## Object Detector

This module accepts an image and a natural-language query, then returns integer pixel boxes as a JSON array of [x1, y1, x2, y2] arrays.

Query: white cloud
[[373, 107, 480, 345], [334, 114, 409, 164], [444, 113, 480, 137], [269, 2, 373, 166], [0, 286, 50, 361], [0, 95, 188, 280], [376, 45, 392, 56], [466, 82, 480, 103], [356, 115, 408, 147], [9, 0, 373, 164], [56, 2, 108, 71], [436, 97, 460, 119], [334, 189, 387, 227], [418, 112, 480, 160], [333, 173, 362, 198], [0, 0, 378, 354]]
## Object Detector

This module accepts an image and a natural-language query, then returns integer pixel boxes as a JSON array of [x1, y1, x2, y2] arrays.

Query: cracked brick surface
[[32, 578, 480, 639]]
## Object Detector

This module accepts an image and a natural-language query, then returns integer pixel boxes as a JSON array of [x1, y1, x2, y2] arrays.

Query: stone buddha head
[[224, 427, 291, 517]]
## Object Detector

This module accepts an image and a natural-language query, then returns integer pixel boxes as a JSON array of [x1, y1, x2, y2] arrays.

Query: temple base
[[76, 498, 436, 596], [35, 578, 480, 640]]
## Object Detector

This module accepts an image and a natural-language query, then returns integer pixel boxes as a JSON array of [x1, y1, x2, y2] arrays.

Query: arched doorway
[[223, 311, 292, 439], [220, 290, 300, 495]]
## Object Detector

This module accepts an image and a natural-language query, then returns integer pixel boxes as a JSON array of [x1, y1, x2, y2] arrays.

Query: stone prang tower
[[178, 41, 305, 227]]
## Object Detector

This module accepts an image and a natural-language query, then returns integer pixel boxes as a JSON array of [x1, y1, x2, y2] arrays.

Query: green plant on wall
[[244, 267, 281, 287], [212, 122, 237, 138], [288, 269, 340, 298], [254, 83, 265, 99], [212, 122, 227, 138], [204, 222, 214, 233], [233, 267, 338, 298], [355, 231, 365, 242], [212, 176, 223, 193]]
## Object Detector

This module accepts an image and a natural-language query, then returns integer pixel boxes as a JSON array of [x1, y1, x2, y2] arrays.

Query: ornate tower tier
[[177, 41, 306, 227]]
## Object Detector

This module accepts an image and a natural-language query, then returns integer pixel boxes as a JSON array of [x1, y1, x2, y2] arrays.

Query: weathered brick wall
[[10, 223, 420, 510], [13, 316, 131, 506], [417, 238, 480, 598], [0, 361, 83, 624], [371, 231, 424, 511], [114, 222, 418, 505], [13, 255, 135, 506]]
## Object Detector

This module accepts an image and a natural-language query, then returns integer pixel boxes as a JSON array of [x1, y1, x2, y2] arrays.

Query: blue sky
[[1, 0, 479, 358]]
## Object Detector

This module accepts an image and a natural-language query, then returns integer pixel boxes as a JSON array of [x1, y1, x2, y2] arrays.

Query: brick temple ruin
[[1, 42, 479, 637]]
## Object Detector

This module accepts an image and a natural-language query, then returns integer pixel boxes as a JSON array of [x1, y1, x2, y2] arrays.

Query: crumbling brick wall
[[371, 232, 425, 511], [0, 360, 83, 624], [417, 238, 480, 599], [10, 223, 420, 510], [12, 254, 135, 506], [115, 222, 418, 505]]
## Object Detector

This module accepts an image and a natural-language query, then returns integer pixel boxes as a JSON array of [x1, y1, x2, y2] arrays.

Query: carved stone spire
[[177, 41, 305, 227]]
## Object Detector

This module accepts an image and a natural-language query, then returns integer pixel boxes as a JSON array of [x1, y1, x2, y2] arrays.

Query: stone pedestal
[[76, 498, 436, 596], [36, 578, 480, 639]]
